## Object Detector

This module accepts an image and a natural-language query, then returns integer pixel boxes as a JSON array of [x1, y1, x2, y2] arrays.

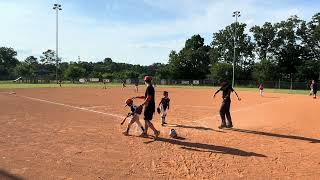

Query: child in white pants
[[123, 99, 144, 136], [259, 83, 264, 97], [158, 91, 170, 126]]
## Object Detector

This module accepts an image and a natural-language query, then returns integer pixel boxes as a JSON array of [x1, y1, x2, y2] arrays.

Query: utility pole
[[53, 4, 62, 83], [232, 11, 241, 88]]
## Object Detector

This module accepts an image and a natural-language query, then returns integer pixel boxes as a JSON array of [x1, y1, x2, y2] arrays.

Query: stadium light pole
[[232, 11, 240, 88], [53, 4, 62, 83]]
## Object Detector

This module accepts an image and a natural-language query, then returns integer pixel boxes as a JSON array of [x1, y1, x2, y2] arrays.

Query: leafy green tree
[[40, 49, 57, 65], [155, 64, 171, 79], [168, 35, 210, 79], [298, 13, 320, 61], [0, 47, 19, 80], [208, 63, 233, 83], [273, 16, 305, 80], [65, 64, 86, 82], [250, 22, 277, 60], [102, 73, 114, 79], [14, 63, 30, 78], [252, 58, 279, 81], [212, 23, 254, 66], [211, 23, 254, 80], [25, 56, 38, 65]]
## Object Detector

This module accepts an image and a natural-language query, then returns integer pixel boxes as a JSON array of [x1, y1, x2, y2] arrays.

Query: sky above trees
[[0, 0, 319, 65]]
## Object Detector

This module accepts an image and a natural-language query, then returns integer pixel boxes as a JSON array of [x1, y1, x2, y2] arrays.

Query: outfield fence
[[111, 78, 311, 90], [8, 77, 311, 90]]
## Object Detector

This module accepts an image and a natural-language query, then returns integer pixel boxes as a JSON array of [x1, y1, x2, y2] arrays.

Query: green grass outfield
[[0, 81, 309, 95]]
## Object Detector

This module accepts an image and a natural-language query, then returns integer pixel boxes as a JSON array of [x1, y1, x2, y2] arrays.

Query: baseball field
[[1, 85, 320, 179]]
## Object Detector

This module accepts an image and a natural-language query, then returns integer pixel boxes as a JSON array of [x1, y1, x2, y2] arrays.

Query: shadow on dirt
[[168, 124, 225, 133], [144, 137, 266, 157], [262, 96, 280, 99], [228, 128, 320, 143], [0, 169, 25, 180]]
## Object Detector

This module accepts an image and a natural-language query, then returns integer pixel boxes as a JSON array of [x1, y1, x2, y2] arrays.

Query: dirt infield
[[0, 86, 320, 179]]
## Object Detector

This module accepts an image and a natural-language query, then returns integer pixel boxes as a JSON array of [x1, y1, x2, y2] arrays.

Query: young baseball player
[[312, 80, 318, 99], [122, 80, 126, 89], [213, 80, 241, 129], [134, 80, 139, 93], [158, 91, 170, 126], [103, 80, 107, 89], [259, 83, 264, 97], [122, 98, 145, 136], [309, 80, 314, 96]]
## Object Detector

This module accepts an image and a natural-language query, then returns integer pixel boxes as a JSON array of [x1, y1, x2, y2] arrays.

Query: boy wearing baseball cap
[[122, 99, 145, 136]]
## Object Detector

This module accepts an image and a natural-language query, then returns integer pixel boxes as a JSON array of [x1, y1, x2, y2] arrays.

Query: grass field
[[0, 81, 309, 95]]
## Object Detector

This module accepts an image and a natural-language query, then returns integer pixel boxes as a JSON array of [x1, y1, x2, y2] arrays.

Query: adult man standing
[[134, 76, 160, 139], [213, 80, 241, 129]]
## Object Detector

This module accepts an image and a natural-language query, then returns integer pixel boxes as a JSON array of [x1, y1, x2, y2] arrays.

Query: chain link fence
[[10, 77, 311, 90], [109, 78, 310, 90]]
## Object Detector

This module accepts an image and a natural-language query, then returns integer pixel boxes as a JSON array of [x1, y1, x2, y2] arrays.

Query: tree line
[[0, 13, 319, 83]]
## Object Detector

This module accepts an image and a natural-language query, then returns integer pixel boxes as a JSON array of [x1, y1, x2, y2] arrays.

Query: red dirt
[[0, 86, 320, 179]]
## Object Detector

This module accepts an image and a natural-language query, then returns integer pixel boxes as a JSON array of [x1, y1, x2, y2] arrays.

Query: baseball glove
[[157, 107, 161, 114], [136, 105, 143, 115]]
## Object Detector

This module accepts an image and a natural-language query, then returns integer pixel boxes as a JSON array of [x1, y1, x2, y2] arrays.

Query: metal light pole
[[232, 11, 240, 88], [53, 4, 62, 83]]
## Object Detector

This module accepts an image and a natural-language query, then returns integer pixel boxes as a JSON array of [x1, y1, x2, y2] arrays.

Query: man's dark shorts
[[144, 109, 154, 121]]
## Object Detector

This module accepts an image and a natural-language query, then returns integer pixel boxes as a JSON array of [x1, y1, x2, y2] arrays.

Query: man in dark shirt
[[133, 76, 160, 140], [312, 80, 318, 99], [213, 80, 241, 129]]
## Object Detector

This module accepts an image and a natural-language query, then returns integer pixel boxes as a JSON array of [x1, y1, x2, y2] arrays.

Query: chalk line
[[16, 95, 124, 119], [84, 105, 109, 109]]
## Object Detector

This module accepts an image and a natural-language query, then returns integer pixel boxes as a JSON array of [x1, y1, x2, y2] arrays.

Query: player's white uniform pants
[[128, 114, 143, 131], [260, 89, 263, 96], [160, 105, 167, 123], [310, 88, 314, 95]]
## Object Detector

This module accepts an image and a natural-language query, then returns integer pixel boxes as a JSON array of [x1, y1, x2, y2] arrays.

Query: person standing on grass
[[311, 80, 318, 99], [213, 79, 241, 129], [133, 76, 160, 140]]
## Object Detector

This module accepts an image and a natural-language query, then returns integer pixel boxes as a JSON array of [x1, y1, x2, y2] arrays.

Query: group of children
[[258, 80, 318, 99], [121, 78, 319, 137], [122, 90, 170, 136]]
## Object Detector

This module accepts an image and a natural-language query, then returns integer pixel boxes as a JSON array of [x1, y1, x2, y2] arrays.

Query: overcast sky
[[0, 0, 319, 65]]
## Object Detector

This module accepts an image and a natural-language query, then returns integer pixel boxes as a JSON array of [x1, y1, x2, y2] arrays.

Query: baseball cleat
[[154, 130, 160, 140]]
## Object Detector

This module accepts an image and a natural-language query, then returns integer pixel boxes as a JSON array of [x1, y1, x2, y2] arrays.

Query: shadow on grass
[[144, 137, 266, 157], [0, 169, 25, 180], [228, 128, 320, 143]]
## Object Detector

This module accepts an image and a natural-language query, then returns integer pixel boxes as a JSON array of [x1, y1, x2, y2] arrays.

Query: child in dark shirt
[[158, 91, 170, 126]]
